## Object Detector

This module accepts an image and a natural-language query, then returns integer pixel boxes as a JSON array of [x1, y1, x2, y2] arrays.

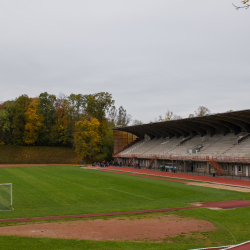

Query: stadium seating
[[118, 132, 249, 158], [114, 110, 250, 176]]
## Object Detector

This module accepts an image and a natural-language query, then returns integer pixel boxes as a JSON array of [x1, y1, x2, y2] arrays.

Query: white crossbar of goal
[[0, 183, 13, 211]]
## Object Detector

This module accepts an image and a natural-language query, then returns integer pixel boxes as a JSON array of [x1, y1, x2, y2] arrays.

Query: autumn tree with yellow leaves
[[233, 0, 250, 9], [73, 115, 101, 162], [24, 99, 45, 145]]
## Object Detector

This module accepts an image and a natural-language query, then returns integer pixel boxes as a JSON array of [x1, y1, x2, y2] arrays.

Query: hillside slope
[[0, 146, 78, 164]]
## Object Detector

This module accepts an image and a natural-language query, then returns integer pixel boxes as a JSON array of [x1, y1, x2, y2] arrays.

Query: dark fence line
[[115, 153, 250, 163], [123, 165, 250, 181], [173, 170, 250, 181]]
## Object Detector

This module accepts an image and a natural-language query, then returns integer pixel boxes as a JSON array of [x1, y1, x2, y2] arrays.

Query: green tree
[[38, 92, 56, 145], [12, 95, 32, 145], [0, 99, 30, 145], [85, 92, 114, 122], [67, 94, 86, 121], [97, 120, 115, 162], [0, 108, 11, 145]]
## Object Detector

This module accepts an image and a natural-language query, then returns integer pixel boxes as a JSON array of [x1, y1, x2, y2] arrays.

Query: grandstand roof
[[113, 110, 250, 139]]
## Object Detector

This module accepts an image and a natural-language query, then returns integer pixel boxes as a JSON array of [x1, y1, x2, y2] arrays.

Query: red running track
[[192, 240, 250, 250], [0, 200, 250, 223], [104, 166, 250, 188], [99, 169, 189, 184], [226, 241, 250, 249]]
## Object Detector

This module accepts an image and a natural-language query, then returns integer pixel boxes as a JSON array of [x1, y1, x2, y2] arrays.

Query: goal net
[[0, 183, 13, 211]]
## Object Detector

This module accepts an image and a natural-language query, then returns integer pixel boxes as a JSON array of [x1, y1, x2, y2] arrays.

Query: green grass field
[[0, 165, 250, 249]]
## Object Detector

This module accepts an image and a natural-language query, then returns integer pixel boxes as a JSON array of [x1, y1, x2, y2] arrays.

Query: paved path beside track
[[104, 166, 250, 188]]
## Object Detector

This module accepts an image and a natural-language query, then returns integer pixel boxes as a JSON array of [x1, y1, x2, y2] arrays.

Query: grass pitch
[[0, 165, 249, 219], [0, 165, 250, 250]]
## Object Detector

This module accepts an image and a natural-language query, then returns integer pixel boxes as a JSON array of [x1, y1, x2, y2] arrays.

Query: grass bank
[[0, 146, 78, 164]]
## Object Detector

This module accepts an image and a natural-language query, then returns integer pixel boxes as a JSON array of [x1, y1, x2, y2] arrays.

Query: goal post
[[0, 183, 13, 211]]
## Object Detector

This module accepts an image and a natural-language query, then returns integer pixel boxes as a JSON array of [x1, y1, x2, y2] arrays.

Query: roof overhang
[[113, 110, 250, 138]]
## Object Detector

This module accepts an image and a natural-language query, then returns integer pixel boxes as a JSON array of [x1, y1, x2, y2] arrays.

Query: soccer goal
[[0, 183, 13, 211]]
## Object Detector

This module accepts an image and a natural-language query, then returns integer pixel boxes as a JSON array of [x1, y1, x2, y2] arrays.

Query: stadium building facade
[[113, 110, 250, 177]]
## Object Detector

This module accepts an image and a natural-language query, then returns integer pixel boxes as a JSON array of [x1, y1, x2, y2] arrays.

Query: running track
[[103, 166, 250, 188], [191, 240, 250, 250]]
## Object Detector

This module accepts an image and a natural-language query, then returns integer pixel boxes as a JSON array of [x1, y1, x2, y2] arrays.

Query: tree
[[159, 110, 182, 121], [194, 106, 211, 117], [38, 92, 57, 145], [85, 92, 114, 122], [132, 119, 144, 125], [67, 94, 86, 121], [73, 115, 101, 162], [233, 0, 250, 10], [50, 94, 72, 146], [85, 92, 115, 144], [172, 114, 182, 120], [0, 100, 30, 145], [24, 99, 45, 145], [107, 106, 117, 125], [116, 106, 132, 127], [38, 92, 56, 125], [97, 120, 115, 161], [0, 109, 11, 145], [164, 110, 173, 121], [12, 95, 32, 145]]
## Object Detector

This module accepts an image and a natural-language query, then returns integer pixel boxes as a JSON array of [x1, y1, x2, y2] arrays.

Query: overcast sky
[[0, 0, 249, 123]]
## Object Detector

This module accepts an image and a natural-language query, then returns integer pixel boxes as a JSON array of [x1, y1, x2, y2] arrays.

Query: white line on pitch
[[108, 188, 153, 200]]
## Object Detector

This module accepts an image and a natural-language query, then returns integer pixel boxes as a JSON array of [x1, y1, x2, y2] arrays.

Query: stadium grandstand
[[113, 109, 250, 177]]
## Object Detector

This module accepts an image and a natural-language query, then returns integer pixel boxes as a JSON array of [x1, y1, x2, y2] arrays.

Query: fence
[[114, 153, 250, 163], [123, 164, 250, 181], [173, 169, 250, 181]]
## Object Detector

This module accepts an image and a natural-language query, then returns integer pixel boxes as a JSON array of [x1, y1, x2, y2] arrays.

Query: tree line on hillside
[[0, 92, 132, 162], [0, 92, 219, 163]]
